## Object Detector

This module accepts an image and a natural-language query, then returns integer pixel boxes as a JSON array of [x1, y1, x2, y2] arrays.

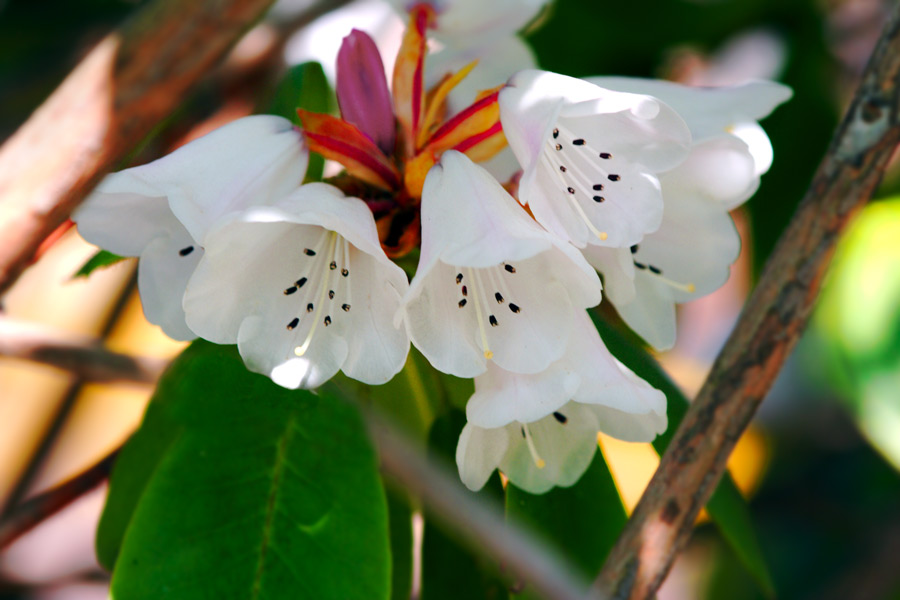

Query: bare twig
[[0, 0, 277, 297], [0, 447, 120, 549], [369, 412, 600, 600], [595, 7, 900, 599], [0, 316, 169, 384]]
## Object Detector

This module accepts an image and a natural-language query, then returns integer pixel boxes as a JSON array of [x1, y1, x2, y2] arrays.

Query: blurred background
[[1, 0, 899, 598]]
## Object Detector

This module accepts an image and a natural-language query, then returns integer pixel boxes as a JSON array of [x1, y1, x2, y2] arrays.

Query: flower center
[[280, 230, 353, 357], [455, 263, 522, 360], [629, 244, 696, 293]]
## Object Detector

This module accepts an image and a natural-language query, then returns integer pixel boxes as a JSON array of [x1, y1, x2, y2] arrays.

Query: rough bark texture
[[0, 0, 275, 296], [595, 6, 900, 599]]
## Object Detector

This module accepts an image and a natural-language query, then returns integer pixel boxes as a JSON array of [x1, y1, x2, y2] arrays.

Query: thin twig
[[0, 315, 169, 384], [595, 7, 900, 599], [0, 0, 277, 297], [0, 447, 120, 549], [369, 412, 600, 600]]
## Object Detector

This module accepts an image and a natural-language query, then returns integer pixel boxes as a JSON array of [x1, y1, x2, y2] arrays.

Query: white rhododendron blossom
[[385, 0, 550, 45], [73, 116, 308, 340], [184, 183, 410, 390], [499, 70, 692, 249], [399, 151, 603, 378], [581, 79, 791, 349]]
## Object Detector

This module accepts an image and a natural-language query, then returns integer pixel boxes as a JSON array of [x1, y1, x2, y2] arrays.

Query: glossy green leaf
[[387, 490, 414, 600], [265, 61, 334, 183], [506, 449, 627, 594], [420, 411, 506, 600], [103, 341, 390, 600], [73, 249, 126, 279], [592, 313, 776, 598]]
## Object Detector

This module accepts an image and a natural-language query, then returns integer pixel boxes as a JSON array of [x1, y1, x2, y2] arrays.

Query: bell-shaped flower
[[498, 70, 692, 249], [73, 116, 308, 340], [399, 150, 603, 378], [466, 310, 666, 429], [457, 329, 667, 494], [183, 183, 410, 390], [588, 77, 792, 209]]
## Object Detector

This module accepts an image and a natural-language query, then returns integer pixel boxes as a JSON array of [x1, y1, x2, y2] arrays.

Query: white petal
[[467, 357, 579, 429], [137, 232, 201, 341], [614, 274, 677, 351], [499, 404, 599, 493], [732, 122, 775, 178], [663, 136, 758, 210], [588, 372, 668, 443], [152, 115, 308, 242], [582, 245, 636, 305], [388, 0, 550, 44], [456, 423, 509, 492], [74, 172, 179, 257]]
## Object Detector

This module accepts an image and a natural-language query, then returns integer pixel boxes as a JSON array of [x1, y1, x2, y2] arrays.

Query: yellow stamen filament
[[417, 60, 479, 150], [653, 273, 696, 294], [295, 232, 339, 357], [522, 423, 546, 469], [542, 144, 609, 242], [467, 267, 493, 360]]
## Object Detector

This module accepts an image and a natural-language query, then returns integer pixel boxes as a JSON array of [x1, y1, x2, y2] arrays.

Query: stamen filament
[[541, 144, 609, 242], [653, 273, 696, 293], [522, 423, 546, 469], [295, 232, 339, 357], [467, 267, 493, 360]]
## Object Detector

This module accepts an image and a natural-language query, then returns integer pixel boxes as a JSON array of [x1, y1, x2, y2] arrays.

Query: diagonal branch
[[595, 6, 900, 599], [0, 0, 277, 297]]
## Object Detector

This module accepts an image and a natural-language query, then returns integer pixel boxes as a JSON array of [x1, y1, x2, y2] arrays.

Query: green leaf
[[104, 341, 390, 600], [73, 249, 126, 279], [506, 449, 627, 595], [265, 61, 334, 183], [420, 411, 506, 600], [387, 490, 414, 600], [592, 313, 776, 598]]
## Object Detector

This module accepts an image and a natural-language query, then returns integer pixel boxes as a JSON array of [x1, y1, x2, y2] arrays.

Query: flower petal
[[387, 0, 550, 45], [137, 232, 201, 341], [456, 423, 509, 492], [613, 274, 677, 350]]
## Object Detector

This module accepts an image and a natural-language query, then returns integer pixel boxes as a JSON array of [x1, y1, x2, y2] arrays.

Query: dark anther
[[505, 264, 516, 273], [342, 304, 351, 312], [593, 184, 604, 191], [329, 261, 337, 270], [296, 277, 307, 288], [287, 317, 299, 330], [552, 128, 559, 139], [341, 268, 349, 277], [456, 273, 464, 284], [593, 196, 605, 203], [573, 138, 585, 146], [495, 292, 504, 303], [509, 303, 520, 313], [552, 411, 567, 424], [458, 298, 467, 308], [489, 315, 498, 327], [304, 248, 316, 256], [559, 165, 567, 172], [567, 187, 576, 194], [462, 285, 468, 297], [328, 290, 335, 299], [284, 286, 298, 295], [324, 316, 332, 327], [630, 245, 639, 254], [634, 261, 647, 270], [307, 303, 314, 312], [608, 174, 621, 182], [599, 152, 612, 159], [521, 427, 526, 439], [555, 143, 562, 151], [178, 246, 194, 257], [649, 265, 663, 275]]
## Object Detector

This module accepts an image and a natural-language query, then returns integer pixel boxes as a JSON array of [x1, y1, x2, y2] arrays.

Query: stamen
[[630, 245, 639, 254], [542, 144, 608, 241], [462, 285, 468, 297], [179, 246, 194, 257], [328, 290, 335, 299], [342, 237, 353, 308], [593, 184, 603, 191], [494, 292, 503, 303], [284, 286, 297, 295], [509, 303, 520, 313], [296, 277, 307, 287], [304, 248, 316, 256], [504, 264, 516, 274], [634, 261, 696, 293], [330, 261, 337, 270], [607, 174, 621, 182], [342, 304, 351, 312], [593, 196, 605, 203], [552, 128, 559, 139], [522, 423, 546, 469], [458, 298, 467, 308], [456, 273, 463, 284], [287, 317, 299, 330], [295, 232, 339, 357], [468, 268, 493, 360], [489, 315, 498, 327], [552, 411, 567, 424], [572, 138, 585, 146], [599, 152, 612, 159]]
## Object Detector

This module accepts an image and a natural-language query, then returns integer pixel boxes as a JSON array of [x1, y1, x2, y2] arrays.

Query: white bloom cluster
[[73, 0, 790, 494]]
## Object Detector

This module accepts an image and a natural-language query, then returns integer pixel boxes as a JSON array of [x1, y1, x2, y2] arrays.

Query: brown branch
[[0, 447, 120, 549], [368, 412, 601, 600], [0, 0, 278, 297], [0, 316, 169, 384], [595, 6, 900, 599]]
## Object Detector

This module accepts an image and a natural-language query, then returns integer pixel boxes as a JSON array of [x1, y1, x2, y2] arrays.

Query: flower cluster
[[73, 0, 790, 494]]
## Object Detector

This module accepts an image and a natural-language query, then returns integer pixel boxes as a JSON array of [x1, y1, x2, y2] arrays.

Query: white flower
[[498, 70, 692, 249], [580, 79, 791, 349], [466, 310, 666, 429], [399, 151, 603, 378], [183, 183, 410, 390], [73, 116, 308, 340]]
